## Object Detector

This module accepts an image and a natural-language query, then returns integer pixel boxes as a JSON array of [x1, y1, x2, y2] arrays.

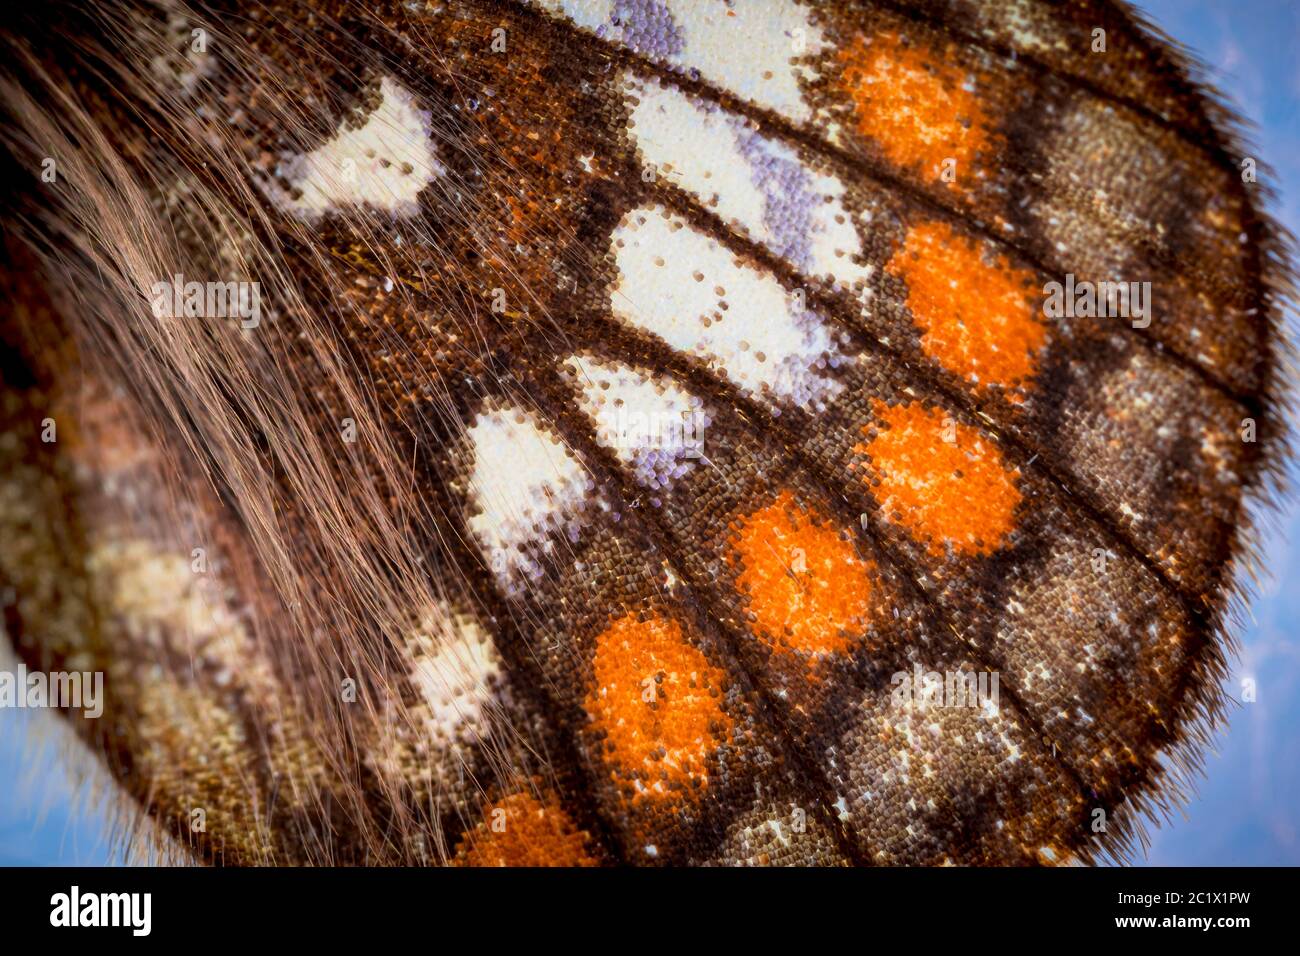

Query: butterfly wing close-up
[[0, 0, 1294, 867]]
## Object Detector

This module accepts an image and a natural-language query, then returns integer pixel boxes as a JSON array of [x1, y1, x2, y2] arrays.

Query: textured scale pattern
[[0, 0, 1292, 866]]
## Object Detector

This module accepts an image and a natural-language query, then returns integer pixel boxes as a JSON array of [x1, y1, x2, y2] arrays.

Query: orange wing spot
[[887, 220, 1047, 392], [837, 32, 989, 188], [454, 788, 598, 866], [586, 613, 732, 801], [858, 401, 1021, 556], [729, 491, 874, 658]]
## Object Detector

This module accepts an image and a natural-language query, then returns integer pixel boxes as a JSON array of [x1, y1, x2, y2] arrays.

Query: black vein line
[[847, 0, 1264, 315], [863, 0, 1230, 166], [649, 180, 1229, 625], [565, 313, 1162, 856], [534, 329, 1103, 863], [520, 359, 875, 866], [506, 0, 1266, 411], [412, 449, 632, 866]]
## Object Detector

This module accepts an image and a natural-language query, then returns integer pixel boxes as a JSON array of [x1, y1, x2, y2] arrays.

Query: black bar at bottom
[[0, 864, 1284, 942]]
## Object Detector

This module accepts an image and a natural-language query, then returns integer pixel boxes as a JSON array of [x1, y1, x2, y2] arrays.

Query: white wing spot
[[465, 405, 593, 590], [406, 606, 503, 747], [272, 76, 444, 220], [530, 0, 827, 122], [623, 73, 873, 298], [608, 204, 845, 409], [564, 353, 710, 491]]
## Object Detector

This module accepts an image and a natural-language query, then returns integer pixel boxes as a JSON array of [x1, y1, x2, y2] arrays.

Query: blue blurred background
[[1, 0, 1297, 866]]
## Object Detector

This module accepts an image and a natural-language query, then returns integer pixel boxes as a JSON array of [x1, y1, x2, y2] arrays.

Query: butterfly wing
[[0, 0, 1288, 865]]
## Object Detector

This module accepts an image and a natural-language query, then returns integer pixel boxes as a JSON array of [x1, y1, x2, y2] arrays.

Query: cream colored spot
[[465, 404, 594, 590], [273, 76, 444, 220], [405, 605, 502, 748]]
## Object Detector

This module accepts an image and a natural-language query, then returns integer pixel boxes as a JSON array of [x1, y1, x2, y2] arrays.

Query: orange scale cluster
[[585, 613, 732, 802], [837, 31, 990, 189], [728, 490, 875, 660], [887, 220, 1047, 394], [858, 401, 1021, 557], [454, 788, 599, 867]]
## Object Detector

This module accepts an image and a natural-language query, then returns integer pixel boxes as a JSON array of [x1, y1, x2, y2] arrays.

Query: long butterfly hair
[[0, 0, 1294, 866]]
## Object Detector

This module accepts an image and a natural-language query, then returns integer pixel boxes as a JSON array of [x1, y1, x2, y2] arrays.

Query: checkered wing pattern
[[0, 0, 1289, 865]]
